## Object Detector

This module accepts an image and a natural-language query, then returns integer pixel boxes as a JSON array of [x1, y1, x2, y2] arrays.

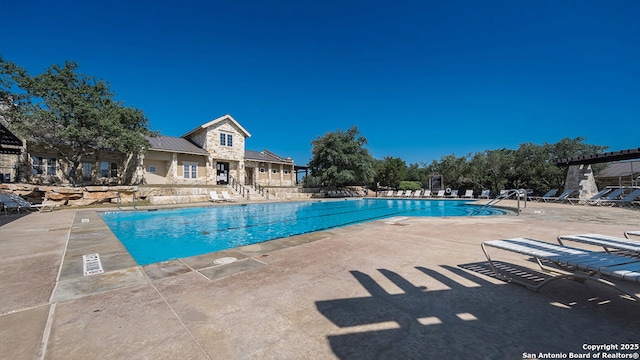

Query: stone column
[[564, 164, 598, 200]]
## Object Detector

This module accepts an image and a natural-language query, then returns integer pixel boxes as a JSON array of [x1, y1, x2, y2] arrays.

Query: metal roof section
[[146, 135, 209, 155], [182, 114, 252, 139], [245, 149, 294, 164], [557, 147, 640, 166], [0, 123, 23, 154], [595, 160, 640, 178]]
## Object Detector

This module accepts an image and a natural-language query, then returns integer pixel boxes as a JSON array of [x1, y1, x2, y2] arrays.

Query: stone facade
[[142, 115, 297, 189], [564, 164, 599, 200]]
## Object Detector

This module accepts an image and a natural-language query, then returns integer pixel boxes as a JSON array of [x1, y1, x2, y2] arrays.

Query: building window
[[46, 158, 57, 176], [259, 167, 265, 173], [100, 162, 118, 177], [148, 166, 157, 173], [283, 169, 289, 175], [220, 132, 233, 147], [82, 162, 92, 181], [272, 169, 278, 174], [183, 163, 197, 179], [32, 156, 44, 175]]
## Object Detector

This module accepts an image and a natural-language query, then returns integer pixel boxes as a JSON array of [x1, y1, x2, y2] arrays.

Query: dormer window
[[220, 132, 233, 147]]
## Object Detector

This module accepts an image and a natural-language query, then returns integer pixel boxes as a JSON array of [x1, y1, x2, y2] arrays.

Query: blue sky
[[1, 1, 638, 165]]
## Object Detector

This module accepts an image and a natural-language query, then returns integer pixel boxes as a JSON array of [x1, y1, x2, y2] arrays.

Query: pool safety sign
[[83, 253, 104, 276]]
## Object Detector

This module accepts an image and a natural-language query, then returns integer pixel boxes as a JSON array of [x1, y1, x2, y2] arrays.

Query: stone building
[[2, 114, 297, 188], [142, 114, 296, 187], [0, 123, 23, 183]]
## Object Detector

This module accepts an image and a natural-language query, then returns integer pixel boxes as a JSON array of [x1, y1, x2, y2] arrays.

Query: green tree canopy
[[0, 57, 156, 184], [374, 156, 407, 189], [308, 126, 374, 188]]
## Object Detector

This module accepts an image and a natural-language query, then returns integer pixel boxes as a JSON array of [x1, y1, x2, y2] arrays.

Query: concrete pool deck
[[1, 199, 640, 359]]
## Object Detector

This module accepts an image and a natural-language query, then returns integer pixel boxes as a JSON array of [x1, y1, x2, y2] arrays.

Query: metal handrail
[[228, 175, 250, 199], [479, 188, 527, 215]]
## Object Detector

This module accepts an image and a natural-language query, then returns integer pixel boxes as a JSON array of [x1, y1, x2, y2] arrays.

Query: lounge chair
[[220, 190, 236, 202], [384, 190, 394, 197], [404, 190, 413, 197], [413, 190, 422, 197], [395, 190, 404, 197], [625, 231, 640, 239], [529, 189, 558, 202], [557, 233, 640, 255], [482, 237, 640, 300], [9, 194, 58, 212], [478, 189, 490, 199], [434, 190, 445, 198], [604, 189, 640, 207], [587, 188, 625, 206], [549, 189, 577, 203], [0, 193, 54, 213], [447, 189, 459, 198], [421, 189, 431, 198], [462, 189, 474, 199], [209, 191, 223, 202], [566, 188, 611, 205]]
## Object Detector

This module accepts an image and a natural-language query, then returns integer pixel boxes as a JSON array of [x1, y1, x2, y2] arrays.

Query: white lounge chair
[[625, 231, 640, 239], [221, 191, 236, 202], [395, 190, 404, 197], [413, 190, 422, 197], [209, 191, 223, 202], [482, 237, 640, 300], [384, 190, 394, 197], [421, 189, 432, 198], [404, 190, 412, 197], [447, 189, 459, 198], [434, 190, 445, 198], [557, 233, 640, 255], [462, 189, 474, 199], [478, 189, 490, 199]]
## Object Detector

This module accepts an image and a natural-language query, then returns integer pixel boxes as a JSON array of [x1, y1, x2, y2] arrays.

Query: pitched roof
[[0, 123, 23, 154], [595, 160, 640, 178], [146, 136, 209, 155], [245, 150, 294, 164], [182, 114, 251, 139]]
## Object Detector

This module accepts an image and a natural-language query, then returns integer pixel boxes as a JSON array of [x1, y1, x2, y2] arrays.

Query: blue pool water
[[100, 198, 507, 265]]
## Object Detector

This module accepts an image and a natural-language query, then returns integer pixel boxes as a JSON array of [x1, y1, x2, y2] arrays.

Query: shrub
[[398, 181, 422, 191]]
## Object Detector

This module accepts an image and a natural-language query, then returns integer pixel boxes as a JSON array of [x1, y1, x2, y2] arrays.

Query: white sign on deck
[[83, 253, 104, 276]]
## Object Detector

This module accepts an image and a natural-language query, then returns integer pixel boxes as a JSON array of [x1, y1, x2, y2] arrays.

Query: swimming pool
[[100, 198, 507, 265]]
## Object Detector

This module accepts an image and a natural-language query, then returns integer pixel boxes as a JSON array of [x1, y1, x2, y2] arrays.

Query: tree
[[0, 57, 155, 184], [308, 126, 374, 188], [374, 156, 407, 189]]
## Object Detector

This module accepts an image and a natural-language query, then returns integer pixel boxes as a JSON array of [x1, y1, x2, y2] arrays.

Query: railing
[[254, 183, 265, 197], [228, 175, 250, 199], [116, 191, 137, 210], [479, 189, 527, 215]]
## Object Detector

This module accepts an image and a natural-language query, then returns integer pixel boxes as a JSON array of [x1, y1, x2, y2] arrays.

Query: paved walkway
[[1, 200, 640, 359]]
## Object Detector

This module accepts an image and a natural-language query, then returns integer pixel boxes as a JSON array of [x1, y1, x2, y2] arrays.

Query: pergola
[[556, 147, 640, 166], [555, 147, 640, 199]]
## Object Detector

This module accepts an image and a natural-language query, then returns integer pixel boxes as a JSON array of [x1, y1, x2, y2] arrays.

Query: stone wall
[[0, 184, 139, 207]]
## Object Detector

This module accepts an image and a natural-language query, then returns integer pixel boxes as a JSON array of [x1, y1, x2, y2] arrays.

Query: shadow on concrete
[[0, 211, 30, 227], [316, 263, 640, 359]]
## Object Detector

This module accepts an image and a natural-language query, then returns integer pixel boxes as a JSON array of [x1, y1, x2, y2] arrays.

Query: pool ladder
[[116, 192, 138, 210], [477, 189, 527, 216]]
